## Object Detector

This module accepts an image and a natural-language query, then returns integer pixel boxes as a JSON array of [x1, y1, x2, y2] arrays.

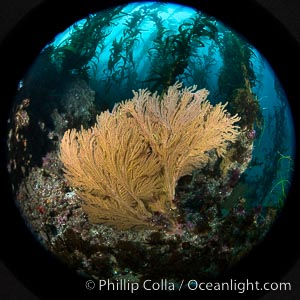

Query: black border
[[0, 1, 299, 299]]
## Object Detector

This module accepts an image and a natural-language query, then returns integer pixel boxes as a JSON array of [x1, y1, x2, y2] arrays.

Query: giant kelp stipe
[[2, 1, 298, 297]]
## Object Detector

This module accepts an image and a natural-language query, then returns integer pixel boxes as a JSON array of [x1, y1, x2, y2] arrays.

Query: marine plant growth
[[146, 11, 217, 92], [218, 31, 262, 130]]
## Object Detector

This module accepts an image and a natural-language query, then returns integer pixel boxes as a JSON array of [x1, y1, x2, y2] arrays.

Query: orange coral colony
[[60, 82, 240, 229]]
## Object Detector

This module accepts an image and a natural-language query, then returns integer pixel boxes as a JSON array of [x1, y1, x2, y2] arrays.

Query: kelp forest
[[8, 2, 295, 284]]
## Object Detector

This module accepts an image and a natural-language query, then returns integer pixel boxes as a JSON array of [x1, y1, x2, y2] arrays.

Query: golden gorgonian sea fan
[[60, 82, 240, 229]]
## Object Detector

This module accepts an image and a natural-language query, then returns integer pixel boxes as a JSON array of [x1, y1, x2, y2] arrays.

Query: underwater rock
[[7, 98, 33, 184], [59, 78, 96, 130]]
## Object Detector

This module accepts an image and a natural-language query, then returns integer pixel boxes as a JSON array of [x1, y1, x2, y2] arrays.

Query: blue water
[[248, 53, 295, 207]]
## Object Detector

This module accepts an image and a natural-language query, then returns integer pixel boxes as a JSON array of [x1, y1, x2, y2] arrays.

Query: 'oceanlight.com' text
[[85, 278, 291, 294]]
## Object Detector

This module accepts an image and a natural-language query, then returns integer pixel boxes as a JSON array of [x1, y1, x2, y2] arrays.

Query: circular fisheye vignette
[[1, 0, 298, 296]]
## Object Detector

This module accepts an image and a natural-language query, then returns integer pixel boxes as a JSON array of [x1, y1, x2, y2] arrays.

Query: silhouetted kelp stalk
[[218, 31, 262, 131], [51, 6, 125, 80], [182, 43, 217, 90], [146, 11, 217, 93], [105, 7, 151, 93]]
